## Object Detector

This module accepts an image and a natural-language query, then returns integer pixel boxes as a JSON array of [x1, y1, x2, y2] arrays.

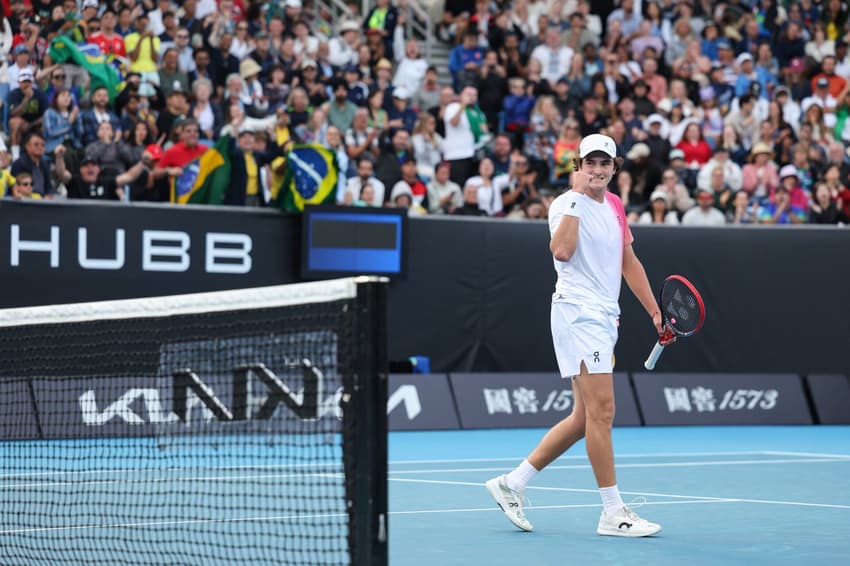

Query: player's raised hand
[[571, 169, 593, 195]]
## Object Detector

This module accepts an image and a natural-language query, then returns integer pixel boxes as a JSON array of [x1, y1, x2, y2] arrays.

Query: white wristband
[[563, 191, 583, 218]]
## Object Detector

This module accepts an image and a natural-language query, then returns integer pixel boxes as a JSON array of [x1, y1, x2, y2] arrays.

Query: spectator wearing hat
[[7, 69, 48, 156], [802, 77, 838, 129], [237, 58, 269, 118], [7, 43, 33, 88], [642, 114, 671, 167], [668, 148, 698, 193], [757, 178, 807, 225], [785, 57, 812, 102], [774, 163, 811, 210], [298, 58, 328, 108], [698, 146, 743, 194], [388, 86, 418, 133], [391, 156, 429, 210], [810, 55, 847, 99], [734, 52, 771, 99], [362, 0, 399, 60], [223, 126, 284, 207], [62, 152, 147, 201], [389, 180, 428, 216], [328, 20, 361, 68], [638, 190, 680, 225], [741, 142, 778, 201], [682, 188, 726, 226]]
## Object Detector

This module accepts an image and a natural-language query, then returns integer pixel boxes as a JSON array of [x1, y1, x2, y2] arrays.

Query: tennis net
[[0, 277, 388, 566]]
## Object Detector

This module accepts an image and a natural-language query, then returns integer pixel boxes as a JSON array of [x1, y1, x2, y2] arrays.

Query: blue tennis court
[[389, 426, 850, 566]]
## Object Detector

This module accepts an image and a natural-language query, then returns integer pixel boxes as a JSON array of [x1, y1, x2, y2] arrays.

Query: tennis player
[[486, 134, 665, 537]]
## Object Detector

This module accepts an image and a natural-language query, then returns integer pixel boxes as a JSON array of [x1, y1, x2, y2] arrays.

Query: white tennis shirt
[[548, 190, 633, 316]]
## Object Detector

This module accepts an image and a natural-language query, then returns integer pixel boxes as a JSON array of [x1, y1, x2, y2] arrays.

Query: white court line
[[389, 451, 774, 465], [386, 457, 850, 475], [0, 499, 733, 536], [0, 451, 769, 480], [390, 477, 850, 510], [762, 450, 850, 459]]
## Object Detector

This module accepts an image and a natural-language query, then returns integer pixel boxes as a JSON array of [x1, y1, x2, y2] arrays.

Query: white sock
[[599, 484, 625, 515], [505, 459, 538, 492]]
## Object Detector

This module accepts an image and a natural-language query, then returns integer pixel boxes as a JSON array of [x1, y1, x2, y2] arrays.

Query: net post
[[349, 277, 389, 566]]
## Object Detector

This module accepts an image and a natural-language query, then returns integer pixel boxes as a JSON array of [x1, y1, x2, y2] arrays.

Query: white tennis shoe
[[596, 505, 662, 537], [485, 475, 533, 532]]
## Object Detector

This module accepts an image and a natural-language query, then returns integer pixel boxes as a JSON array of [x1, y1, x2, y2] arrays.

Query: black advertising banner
[[449, 372, 641, 429], [806, 374, 850, 424], [632, 373, 813, 425], [0, 200, 299, 308], [387, 374, 460, 431], [0, 380, 39, 440]]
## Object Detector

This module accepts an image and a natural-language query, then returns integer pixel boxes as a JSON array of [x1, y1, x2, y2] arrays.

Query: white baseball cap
[[579, 134, 617, 159]]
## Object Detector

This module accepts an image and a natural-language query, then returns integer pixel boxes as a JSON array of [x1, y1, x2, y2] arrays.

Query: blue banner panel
[[806, 374, 850, 424], [0, 380, 39, 440], [449, 373, 641, 429], [388, 374, 460, 431], [632, 373, 813, 425]]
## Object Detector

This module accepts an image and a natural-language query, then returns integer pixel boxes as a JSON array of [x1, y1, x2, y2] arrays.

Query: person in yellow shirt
[[225, 128, 285, 207], [270, 108, 293, 201], [0, 169, 15, 199], [124, 14, 161, 96]]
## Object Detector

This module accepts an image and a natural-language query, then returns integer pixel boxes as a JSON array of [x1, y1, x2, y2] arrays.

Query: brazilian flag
[[171, 135, 232, 204], [279, 144, 338, 212], [47, 37, 124, 101]]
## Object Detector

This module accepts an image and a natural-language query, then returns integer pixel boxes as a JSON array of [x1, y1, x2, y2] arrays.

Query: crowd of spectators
[[2, 0, 850, 225]]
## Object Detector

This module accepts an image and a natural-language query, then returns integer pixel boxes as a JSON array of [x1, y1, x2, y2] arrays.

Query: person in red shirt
[[153, 118, 209, 180], [675, 121, 712, 167], [89, 8, 126, 58], [810, 55, 847, 99]]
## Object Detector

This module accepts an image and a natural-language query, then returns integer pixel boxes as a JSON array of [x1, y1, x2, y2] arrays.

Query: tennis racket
[[643, 275, 706, 370]]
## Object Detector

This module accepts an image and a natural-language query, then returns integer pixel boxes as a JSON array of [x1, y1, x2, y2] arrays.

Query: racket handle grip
[[644, 341, 665, 371]]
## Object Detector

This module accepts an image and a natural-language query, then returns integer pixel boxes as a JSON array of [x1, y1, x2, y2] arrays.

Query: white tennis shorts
[[551, 299, 618, 378]]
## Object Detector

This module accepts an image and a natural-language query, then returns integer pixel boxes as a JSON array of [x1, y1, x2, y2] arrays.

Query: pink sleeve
[[605, 192, 634, 247]]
